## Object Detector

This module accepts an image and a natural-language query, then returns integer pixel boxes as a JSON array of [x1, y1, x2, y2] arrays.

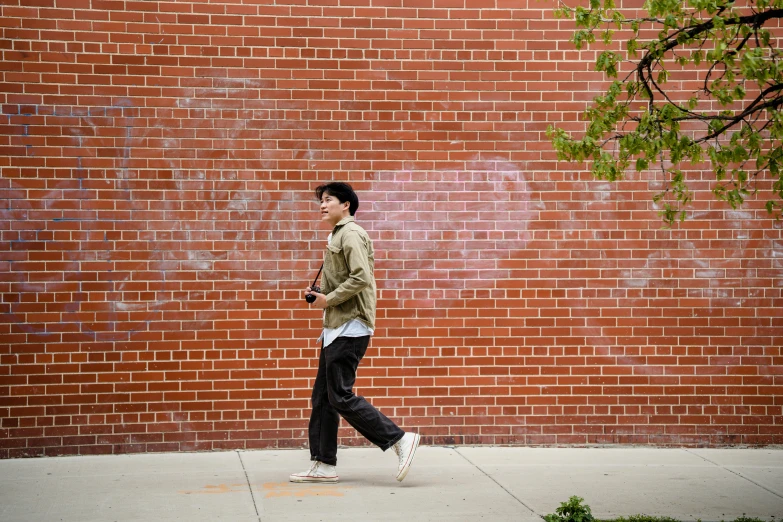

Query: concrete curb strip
[[1, 446, 781, 521]]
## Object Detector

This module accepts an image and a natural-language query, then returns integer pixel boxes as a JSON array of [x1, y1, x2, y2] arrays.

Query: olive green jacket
[[321, 216, 376, 330]]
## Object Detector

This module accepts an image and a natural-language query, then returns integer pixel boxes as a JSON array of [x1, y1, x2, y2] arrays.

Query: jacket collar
[[333, 216, 355, 231]]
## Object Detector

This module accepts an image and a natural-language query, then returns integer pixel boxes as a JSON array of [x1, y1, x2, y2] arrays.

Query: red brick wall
[[1, 0, 782, 458]]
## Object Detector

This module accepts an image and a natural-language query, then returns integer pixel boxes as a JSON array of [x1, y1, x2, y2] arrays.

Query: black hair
[[314, 182, 359, 216]]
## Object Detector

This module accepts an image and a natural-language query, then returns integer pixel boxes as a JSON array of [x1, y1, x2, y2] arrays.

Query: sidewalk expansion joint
[[454, 447, 540, 517], [237, 450, 262, 522], [684, 448, 783, 501]]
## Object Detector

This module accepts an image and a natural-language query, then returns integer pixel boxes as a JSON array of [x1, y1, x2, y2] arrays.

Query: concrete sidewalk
[[1, 446, 782, 522]]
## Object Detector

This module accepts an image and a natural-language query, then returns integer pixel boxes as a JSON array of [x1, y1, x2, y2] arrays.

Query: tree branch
[[638, 8, 783, 73], [696, 83, 783, 143]]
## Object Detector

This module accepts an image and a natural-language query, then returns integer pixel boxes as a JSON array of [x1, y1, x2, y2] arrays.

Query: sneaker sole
[[289, 476, 339, 483], [396, 433, 421, 482]]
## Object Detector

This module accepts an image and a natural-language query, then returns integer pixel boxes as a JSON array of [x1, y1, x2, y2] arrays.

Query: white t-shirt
[[318, 232, 374, 348]]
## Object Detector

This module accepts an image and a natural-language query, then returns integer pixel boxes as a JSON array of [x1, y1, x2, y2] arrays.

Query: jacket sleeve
[[325, 230, 371, 307]]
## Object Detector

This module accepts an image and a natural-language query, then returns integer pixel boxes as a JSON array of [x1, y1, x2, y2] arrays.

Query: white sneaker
[[289, 461, 339, 483], [392, 432, 421, 482]]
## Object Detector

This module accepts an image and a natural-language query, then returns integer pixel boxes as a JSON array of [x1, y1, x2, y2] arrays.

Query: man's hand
[[305, 287, 328, 309]]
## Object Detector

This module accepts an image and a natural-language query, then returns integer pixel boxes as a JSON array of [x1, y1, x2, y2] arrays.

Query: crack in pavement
[[236, 451, 262, 522], [684, 448, 783, 501], [453, 447, 540, 518]]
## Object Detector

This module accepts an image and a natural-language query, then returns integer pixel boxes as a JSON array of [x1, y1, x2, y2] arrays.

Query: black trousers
[[308, 335, 404, 466]]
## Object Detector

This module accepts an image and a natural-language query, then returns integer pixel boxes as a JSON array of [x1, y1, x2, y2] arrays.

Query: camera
[[305, 285, 320, 303]]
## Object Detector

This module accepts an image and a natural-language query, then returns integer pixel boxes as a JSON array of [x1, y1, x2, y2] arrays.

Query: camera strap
[[311, 263, 323, 288]]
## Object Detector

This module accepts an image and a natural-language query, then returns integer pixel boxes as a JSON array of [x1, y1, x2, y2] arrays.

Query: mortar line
[[683, 448, 783, 501], [454, 447, 540, 517], [236, 451, 262, 522]]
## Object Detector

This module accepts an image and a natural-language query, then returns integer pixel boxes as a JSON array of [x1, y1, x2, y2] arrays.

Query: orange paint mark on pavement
[[178, 483, 246, 494], [178, 481, 351, 498], [262, 481, 350, 498]]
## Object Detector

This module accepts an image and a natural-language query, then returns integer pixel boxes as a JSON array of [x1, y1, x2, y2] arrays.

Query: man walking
[[290, 182, 420, 484]]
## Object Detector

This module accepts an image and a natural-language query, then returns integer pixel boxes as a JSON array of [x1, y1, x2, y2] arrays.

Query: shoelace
[[392, 440, 405, 467]]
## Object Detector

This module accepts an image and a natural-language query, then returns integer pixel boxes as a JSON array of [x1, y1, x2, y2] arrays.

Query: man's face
[[320, 192, 350, 226]]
